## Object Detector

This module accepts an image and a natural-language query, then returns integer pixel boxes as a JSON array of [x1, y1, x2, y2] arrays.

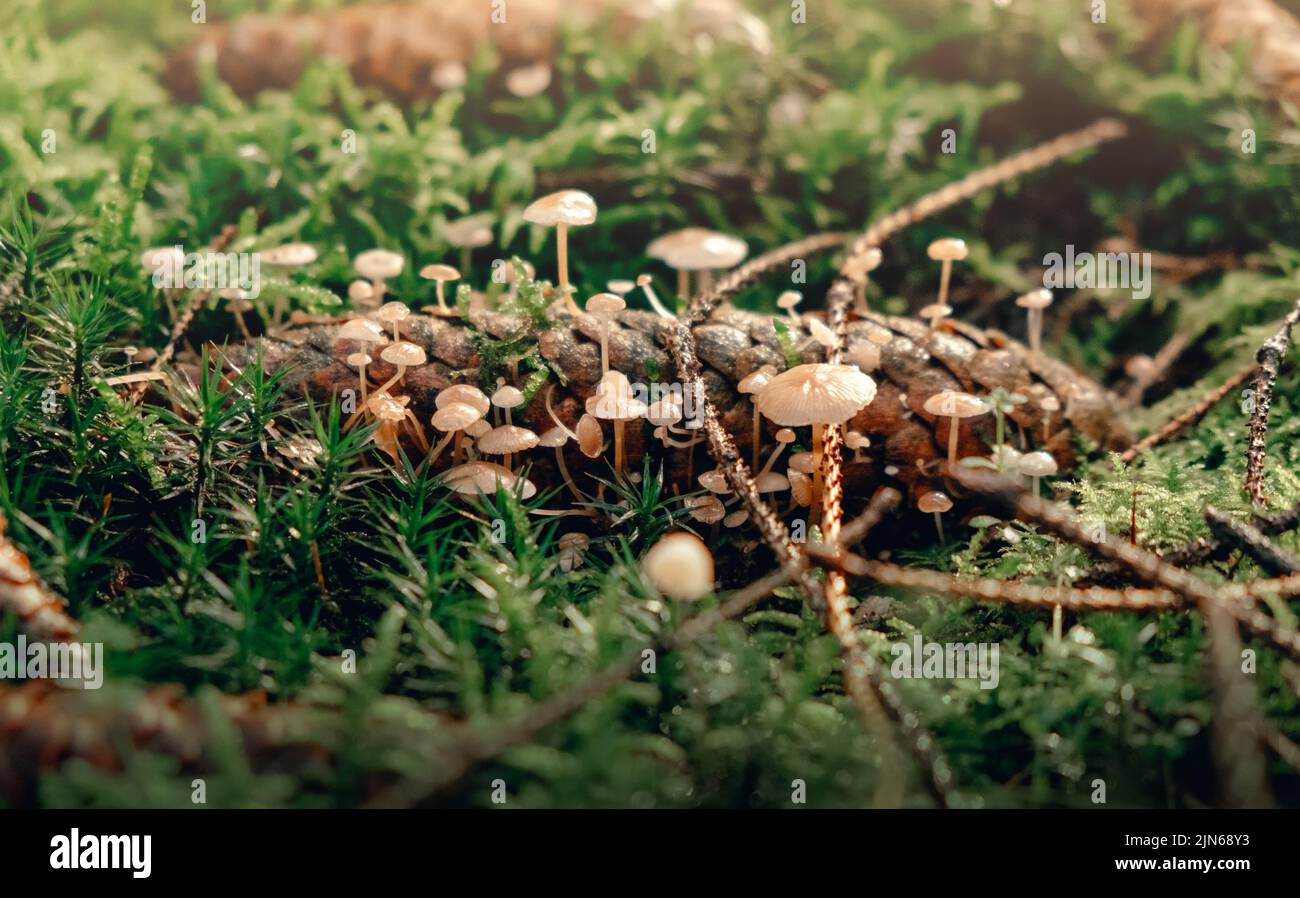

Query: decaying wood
[[1244, 297, 1300, 506]]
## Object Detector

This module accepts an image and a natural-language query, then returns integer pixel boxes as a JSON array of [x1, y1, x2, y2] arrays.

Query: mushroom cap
[[538, 425, 569, 448], [374, 301, 411, 323], [576, 414, 604, 458], [642, 532, 714, 601], [1039, 395, 1061, 412], [848, 341, 881, 371], [260, 242, 317, 267], [927, 238, 968, 262], [348, 280, 375, 302], [380, 341, 426, 367], [755, 363, 878, 427], [432, 402, 483, 432], [590, 371, 647, 420], [737, 366, 774, 396], [367, 392, 409, 422], [698, 469, 732, 494], [919, 303, 953, 320], [723, 510, 750, 528], [755, 471, 790, 493], [522, 190, 598, 227], [990, 444, 1024, 469], [355, 249, 405, 280], [645, 399, 684, 426], [338, 318, 388, 343], [607, 279, 636, 296], [1015, 288, 1054, 310], [491, 384, 525, 410], [419, 263, 461, 282], [442, 216, 494, 249], [1017, 450, 1059, 477], [788, 471, 812, 506], [918, 491, 953, 514], [345, 352, 372, 368], [787, 452, 815, 474], [442, 461, 537, 500], [505, 61, 552, 97], [466, 419, 492, 438], [437, 384, 490, 416], [647, 228, 747, 271], [845, 431, 871, 450], [686, 495, 726, 525], [476, 424, 540, 456], [775, 427, 796, 444], [808, 318, 837, 348], [586, 292, 626, 316], [776, 290, 802, 311], [923, 390, 990, 419]]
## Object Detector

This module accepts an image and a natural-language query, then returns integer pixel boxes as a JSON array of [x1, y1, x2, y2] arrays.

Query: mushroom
[[348, 280, 375, 309], [844, 246, 883, 313], [737, 365, 775, 470], [419, 263, 462, 317], [1017, 451, 1058, 498], [261, 242, 317, 267], [366, 391, 427, 458], [755, 470, 790, 495], [442, 460, 537, 500], [635, 273, 676, 320], [557, 532, 590, 572], [1015, 288, 1054, 354], [848, 340, 881, 372], [442, 215, 494, 275], [927, 238, 968, 310], [844, 430, 871, 463], [808, 317, 837, 348], [585, 292, 626, 374], [919, 302, 953, 331], [922, 390, 990, 466], [776, 290, 803, 328], [1039, 395, 1061, 443], [354, 249, 405, 304], [576, 413, 604, 459], [698, 469, 732, 495], [522, 189, 597, 315], [647, 228, 747, 298], [375, 341, 426, 393], [787, 471, 812, 512], [755, 363, 878, 520], [918, 491, 953, 542], [590, 370, 646, 476], [607, 279, 636, 299], [491, 382, 525, 427], [437, 383, 491, 464], [539, 424, 585, 503], [374, 300, 411, 342], [685, 495, 726, 526], [476, 424, 539, 472], [641, 532, 715, 601], [758, 427, 797, 476], [429, 401, 485, 468], [337, 318, 389, 401], [505, 61, 552, 97], [724, 509, 750, 529]]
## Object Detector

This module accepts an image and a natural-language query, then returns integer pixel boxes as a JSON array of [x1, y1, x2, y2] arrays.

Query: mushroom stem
[[1032, 474, 1041, 498], [811, 424, 824, 527], [614, 419, 625, 475], [554, 446, 587, 503], [698, 270, 714, 293], [854, 283, 867, 314], [232, 307, 251, 339], [677, 269, 690, 301], [427, 431, 456, 468], [600, 324, 610, 374], [373, 279, 387, 304], [436, 281, 448, 315], [759, 442, 788, 477], [556, 224, 580, 314], [946, 414, 960, 465], [1052, 605, 1063, 642], [358, 363, 369, 403], [1043, 415, 1052, 444], [937, 259, 953, 310], [404, 412, 430, 453], [932, 511, 945, 543], [1029, 308, 1043, 354], [751, 405, 761, 472], [638, 277, 677, 320], [377, 364, 408, 395], [452, 431, 464, 465]]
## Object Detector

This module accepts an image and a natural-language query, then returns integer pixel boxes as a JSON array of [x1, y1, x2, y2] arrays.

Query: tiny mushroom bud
[[776, 290, 803, 328], [354, 249, 405, 303], [1017, 450, 1058, 498], [348, 279, 375, 308], [917, 491, 953, 542], [642, 532, 715, 601], [927, 237, 968, 310], [374, 300, 411, 342], [919, 302, 953, 331], [522, 189, 598, 314], [1039, 394, 1061, 443], [419, 263, 462, 317], [1015, 288, 1054, 354], [922, 390, 990, 466]]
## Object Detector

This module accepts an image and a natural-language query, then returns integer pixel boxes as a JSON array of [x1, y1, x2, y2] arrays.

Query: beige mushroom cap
[[586, 292, 626, 316], [141, 245, 185, 272], [380, 341, 426, 367], [466, 419, 492, 438], [788, 471, 812, 506], [338, 318, 388, 343], [442, 216, 494, 249], [1015, 288, 1054, 310], [505, 61, 552, 97], [723, 510, 749, 528], [755, 471, 790, 493], [845, 431, 871, 450], [576, 414, 603, 458], [607, 279, 636, 296], [918, 491, 953, 514], [348, 280, 375, 303], [442, 461, 537, 499], [919, 303, 953, 320], [261, 242, 317, 267], [808, 318, 837, 348], [538, 426, 569, 448], [367, 392, 409, 422], [787, 452, 815, 474], [775, 427, 796, 444], [647, 228, 747, 271], [420, 263, 461, 282], [698, 469, 732, 494], [756, 363, 878, 427], [737, 366, 775, 396], [642, 532, 715, 601], [923, 390, 990, 419], [476, 424, 540, 456], [374, 301, 411, 324], [355, 249, 405, 280], [437, 384, 490, 417], [645, 399, 684, 427], [523, 190, 598, 227], [432, 402, 484, 433], [1039, 395, 1061, 412], [346, 352, 372, 368], [685, 495, 726, 525], [848, 341, 881, 371], [776, 290, 802, 311], [843, 246, 883, 281], [927, 238, 968, 262], [590, 371, 647, 420], [491, 385, 525, 410], [1017, 451, 1059, 477]]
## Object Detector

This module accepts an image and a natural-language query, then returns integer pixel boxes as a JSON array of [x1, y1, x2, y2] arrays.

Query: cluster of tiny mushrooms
[[144, 190, 1068, 601]]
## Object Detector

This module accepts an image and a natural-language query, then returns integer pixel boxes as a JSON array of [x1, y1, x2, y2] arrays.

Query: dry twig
[[1244, 297, 1300, 505]]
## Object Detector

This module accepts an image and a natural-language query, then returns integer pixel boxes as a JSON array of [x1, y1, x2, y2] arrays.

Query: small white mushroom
[[642, 532, 714, 601], [374, 300, 411, 342], [1017, 450, 1058, 498], [586, 292, 626, 374], [776, 290, 803, 328], [843, 246, 883, 313], [375, 341, 426, 394], [737, 365, 775, 470], [419, 263, 462, 317], [927, 237, 968, 311], [442, 461, 537, 500], [919, 302, 953, 331], [522, 189, 598, 315], [922, 390, 990, 466], [355, 249, 405, 303], [918, 491, 953, 542], [1015, 288, 1054, 354], [1039, 395, 1061, 444]]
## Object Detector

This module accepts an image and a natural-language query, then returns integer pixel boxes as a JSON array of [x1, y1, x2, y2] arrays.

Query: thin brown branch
[[1205, 507, 1300, 576], [1117, 359, 1257, 464], [686, 231, 850, 325], [1245, 296, 1300, 505], [1122, 332, 1189, 407]]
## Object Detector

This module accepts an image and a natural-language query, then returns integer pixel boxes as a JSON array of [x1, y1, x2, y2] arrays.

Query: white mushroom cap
[[442, 216, 494, 249], [1040, 395, 1061, 413], [642, 532, 714, 601], [491, 385, 525, 410], [476, 424, 540, 455], [788, 471, 812, 506], [1015, 288, 1054, 310], [919, 303, 953, 321], [466, 419, 492, 438], [380, 341, 426, 367], [367, 392, 409, 422], [260, 243, 317, 267], [685, 495, 726, 525], [607, 279, 636, 296], [576, 414, 604, 458], [437, 384, 490, 417], [776, 290, 803, 311], [990, 444, 1024, 470], [645, 399, 684, 427], [431, 61, 468, 90], [1017, 451, 1059, 477], [723, 509, 750, 528], [808, 318, 837, 348], [923, 390, 990, 419], [698, 469, 732, 494], [927, 238, 968, 262], [338, 318, 388, 343], [505, 61, 552, 97], [775, 428, 796, 444], [346, 352, 372, 368], [737, 366, 775, 396], [420, 263, 461, 282], [756, 363, 878, 427], [443, 461, 537, 499], [586, 292, 626, 316], [374, 301, 411, 324], [843, 246, 883, 281], [787, 452, 815, 474], [355, 249, 405, 280], [848, 341, 881, 371], [538, 426, 569, 448], [522, 190, 598, 227], [646, 228, 748, 271], [755, 471, 790, 493], [918, 491, 953, 514], [432, 402, 484, 432], [845, 431, 871, 450], [348, 280, 375, 303]]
